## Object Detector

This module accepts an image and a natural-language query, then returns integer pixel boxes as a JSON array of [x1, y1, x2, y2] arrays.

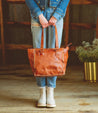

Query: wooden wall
[[68, 4, 97, 45], [0, 0, 98, 65]]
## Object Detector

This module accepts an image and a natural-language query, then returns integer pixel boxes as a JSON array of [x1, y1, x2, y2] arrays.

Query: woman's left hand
[[49, 16, 57, 26]]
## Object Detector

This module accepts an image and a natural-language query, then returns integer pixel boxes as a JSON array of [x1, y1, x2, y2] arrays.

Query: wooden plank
[[7, 21, 31, 25], [76, 4, 82, 48], [96, 17, 98, 39], [7, 0, 25, 3], [0, 0, 6, 65], [0, 43, 32, 50], [5, 44, 33, 50], [70, 23, 96, 30], [70, 0, 98, 5]]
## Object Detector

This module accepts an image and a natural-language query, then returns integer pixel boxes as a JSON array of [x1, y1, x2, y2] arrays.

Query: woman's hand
[[49, 16, 57, 26], [39, 14, 49, 28]]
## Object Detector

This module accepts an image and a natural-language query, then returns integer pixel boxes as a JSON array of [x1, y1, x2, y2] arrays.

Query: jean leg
[[31, 18, 47, 87], [31, 18, 47, 48], [35, 77, 46, 87], [55, 18, 63, 48], [47, 76, 57, 88]]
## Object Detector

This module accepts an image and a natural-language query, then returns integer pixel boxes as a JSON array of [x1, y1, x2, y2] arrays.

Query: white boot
[[37, 87, 46, 107], [46, 87, 56, 108]]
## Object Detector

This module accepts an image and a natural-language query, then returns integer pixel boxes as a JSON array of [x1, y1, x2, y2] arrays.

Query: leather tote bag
[[27, 25, 70, 77]]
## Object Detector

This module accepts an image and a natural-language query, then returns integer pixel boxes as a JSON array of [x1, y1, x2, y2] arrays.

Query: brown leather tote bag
[[28, 25, 70, 77]]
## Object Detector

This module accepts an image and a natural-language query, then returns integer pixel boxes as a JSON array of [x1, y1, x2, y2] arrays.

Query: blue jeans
[[31, 8, 63, 88]]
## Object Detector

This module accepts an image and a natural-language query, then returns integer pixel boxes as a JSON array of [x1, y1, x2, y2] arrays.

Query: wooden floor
[[0, 64, 98, 113]]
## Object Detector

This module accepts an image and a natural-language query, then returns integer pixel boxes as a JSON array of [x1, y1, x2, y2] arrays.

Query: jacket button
[[38, 1, 40, 3]]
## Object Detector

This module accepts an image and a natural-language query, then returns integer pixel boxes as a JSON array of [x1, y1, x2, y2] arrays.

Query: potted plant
[[75, 38, 98, 82]]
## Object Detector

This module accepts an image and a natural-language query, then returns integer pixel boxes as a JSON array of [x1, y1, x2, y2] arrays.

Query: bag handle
[[41, 25, 59, 48]]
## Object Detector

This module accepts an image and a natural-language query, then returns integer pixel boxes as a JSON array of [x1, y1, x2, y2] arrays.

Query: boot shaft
[[46, 87, 56, 107], [47, 87, 54, 98], [39, 87, 46, 97]]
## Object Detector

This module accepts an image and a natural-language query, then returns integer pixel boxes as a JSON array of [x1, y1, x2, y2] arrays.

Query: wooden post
[[0, 0, 6, 65], [96, 16, 98, 39], [64, 3, 70, 46]]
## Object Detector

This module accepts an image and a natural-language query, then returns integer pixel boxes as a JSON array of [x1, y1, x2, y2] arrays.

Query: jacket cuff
[[33, 7, 42, 18], [53, 12, 62, 21]]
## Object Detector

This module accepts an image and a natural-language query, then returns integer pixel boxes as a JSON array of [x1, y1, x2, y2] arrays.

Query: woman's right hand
[[39, 14, 49, 28]]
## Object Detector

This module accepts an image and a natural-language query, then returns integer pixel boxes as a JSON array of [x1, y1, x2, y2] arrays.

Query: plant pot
[[84, 62, 98, 82]]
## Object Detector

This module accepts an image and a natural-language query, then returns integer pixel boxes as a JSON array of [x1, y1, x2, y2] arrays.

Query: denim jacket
[[25, 0, 70, 21]]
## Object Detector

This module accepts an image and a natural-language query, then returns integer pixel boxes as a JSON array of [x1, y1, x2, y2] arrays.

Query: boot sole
[[37, 103, 46, 107], [46, 104, 56, 108]]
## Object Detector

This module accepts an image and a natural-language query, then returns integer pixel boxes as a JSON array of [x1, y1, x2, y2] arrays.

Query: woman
[[25, 0, 70, 108]]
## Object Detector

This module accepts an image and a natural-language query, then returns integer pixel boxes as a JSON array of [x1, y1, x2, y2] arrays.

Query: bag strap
[[41, 25, 59, 48], [41, 28, 44, 48]]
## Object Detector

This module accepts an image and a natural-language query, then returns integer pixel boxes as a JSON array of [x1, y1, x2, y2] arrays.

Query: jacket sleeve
[[25, 0, 42, 18], [52, 0, 70, 21]]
